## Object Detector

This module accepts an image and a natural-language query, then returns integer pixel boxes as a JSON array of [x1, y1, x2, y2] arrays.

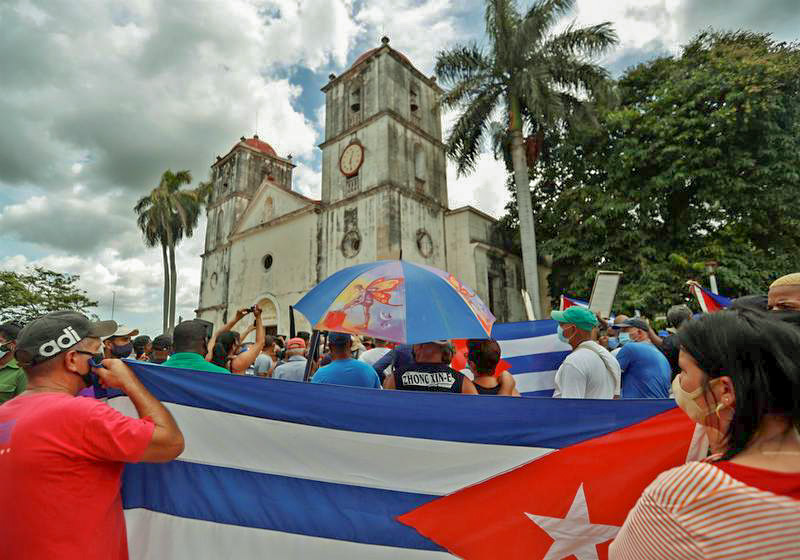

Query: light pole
[[705, 261, 719, 295], [111, 291, 116, 320]]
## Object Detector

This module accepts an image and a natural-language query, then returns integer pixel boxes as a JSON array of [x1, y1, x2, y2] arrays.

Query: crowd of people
[[1, 272, 799, 558]]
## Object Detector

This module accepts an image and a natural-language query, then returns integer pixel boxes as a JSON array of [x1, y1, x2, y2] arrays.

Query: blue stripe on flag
[[124, 363, 676, 449], [122, 460, 443, 551], [504, 351, 571, 374], [491, 319, 559, 339]]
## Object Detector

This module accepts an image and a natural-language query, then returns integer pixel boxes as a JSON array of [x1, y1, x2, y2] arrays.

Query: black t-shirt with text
[[394, 363, 466, 393]]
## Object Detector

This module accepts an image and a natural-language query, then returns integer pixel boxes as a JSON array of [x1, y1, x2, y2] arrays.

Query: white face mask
[[672, 374, 726, 423]]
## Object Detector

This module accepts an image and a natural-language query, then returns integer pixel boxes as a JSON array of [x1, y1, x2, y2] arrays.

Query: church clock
[[339, 143, 364, 177]]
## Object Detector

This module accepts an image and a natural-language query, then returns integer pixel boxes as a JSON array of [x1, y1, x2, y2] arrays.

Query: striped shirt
[[610, 460, 800, 559]]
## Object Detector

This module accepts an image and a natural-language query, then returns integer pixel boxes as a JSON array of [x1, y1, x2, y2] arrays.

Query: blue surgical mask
[[557, 325, 570, 344], [110, 342, 133, 358], [618, 332, 632, 345], [607, 337, 620, 350]]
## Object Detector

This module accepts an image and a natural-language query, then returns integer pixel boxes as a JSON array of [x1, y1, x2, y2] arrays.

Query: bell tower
[[318, 37, 448, 275]]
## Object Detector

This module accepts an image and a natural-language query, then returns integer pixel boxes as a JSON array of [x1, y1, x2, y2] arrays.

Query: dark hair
[[678, 309, 800, 460], [211, 331, 239, 367], [264, 335, 274, 348], [133, 335, 152, 355], [297, 331, 311, 342], [173, 320, 208, 354], [731, 294, 768, 312], [0, 322, 22, 341], [666, 304, 692, 328], [467, 339, 501, 375]]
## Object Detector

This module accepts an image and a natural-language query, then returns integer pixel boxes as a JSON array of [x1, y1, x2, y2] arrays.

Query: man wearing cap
[[103, 324, 140, 359], [161, 320, 231, 373], [0, 311, 184, 560], [150, 334, 173, 365], [551, 307, 621, 399], [312, 332, 382, 388], [768, 272, 800, 311], [272, 337, 309, 381], [614, 317, 671, 398], [384, 340, 478, 394], [0, 322, 26, 404]]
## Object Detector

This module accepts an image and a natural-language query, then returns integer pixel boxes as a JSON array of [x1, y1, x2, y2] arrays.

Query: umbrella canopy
[[293, 260, 495, 344]]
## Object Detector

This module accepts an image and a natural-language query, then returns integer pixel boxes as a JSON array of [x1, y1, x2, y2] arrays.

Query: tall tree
[[435, 0, 617, 318], [503, 30, 800, 315], [134, 170, 210, 332], [0, 267, 97, 323]]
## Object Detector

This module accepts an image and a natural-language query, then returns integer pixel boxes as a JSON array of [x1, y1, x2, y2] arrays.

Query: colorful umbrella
[[293, 260, 495, 344]]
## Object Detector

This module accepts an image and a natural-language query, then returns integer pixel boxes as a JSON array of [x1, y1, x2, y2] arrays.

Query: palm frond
[[516, 0, 576, 49], [445, 85, 503, 175], [435, 44, 493, 86], [542, 22, 618, 59]]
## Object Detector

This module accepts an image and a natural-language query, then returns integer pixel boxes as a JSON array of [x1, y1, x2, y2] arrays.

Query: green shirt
[[161, 352, 231, 374], [0, 358, 27, 404]]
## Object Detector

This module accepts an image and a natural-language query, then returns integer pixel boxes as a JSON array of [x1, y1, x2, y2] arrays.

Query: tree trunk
[[509, 95, 543, 319], [161, 243, 169, 333], [168, 242, 177, 333]]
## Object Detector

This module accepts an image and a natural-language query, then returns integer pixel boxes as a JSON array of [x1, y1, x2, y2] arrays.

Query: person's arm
[[499, 371, 521, 397], [232, 307, 265, 371], [95, 359, 184, 462], [648, 326, 664, 348], [383, 371, 396, 390], [460, 377, 478, 395], [373, 349, 394, 378], [240, 324, 256, 343], [206, 308, 250, 359]]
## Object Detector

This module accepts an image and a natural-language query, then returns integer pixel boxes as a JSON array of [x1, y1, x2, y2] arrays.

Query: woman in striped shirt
[[610, 309, 800, 559]]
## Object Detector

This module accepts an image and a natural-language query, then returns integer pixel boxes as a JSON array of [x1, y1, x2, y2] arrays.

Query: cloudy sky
[[2, 0, 798, 335]]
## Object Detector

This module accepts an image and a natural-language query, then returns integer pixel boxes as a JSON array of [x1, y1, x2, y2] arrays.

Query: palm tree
[[436, 0, 617, 318], [135, 170, 210, 332]]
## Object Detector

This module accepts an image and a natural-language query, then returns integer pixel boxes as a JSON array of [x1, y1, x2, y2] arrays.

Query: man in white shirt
[[359, 338, 391, 366], [551, 307, 621, 399]]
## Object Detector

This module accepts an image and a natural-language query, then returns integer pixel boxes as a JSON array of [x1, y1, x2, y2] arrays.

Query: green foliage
[[501, 30, 800, 315], [0, 267, 97, 324]]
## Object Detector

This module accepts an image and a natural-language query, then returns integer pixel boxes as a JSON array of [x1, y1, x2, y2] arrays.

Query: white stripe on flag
[[112, 398, 552, 496], [511, 370, 558, 394], [125, 509, 455, 560], [497, 334, 570, 359]]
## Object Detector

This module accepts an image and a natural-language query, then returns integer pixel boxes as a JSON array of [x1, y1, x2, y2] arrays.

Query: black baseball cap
[[0, 322, 22, 341], [152, 334, 173, 350], [15, 311, 117, 367], [327, 332, 351, 347], [616, 318, 650, 331]]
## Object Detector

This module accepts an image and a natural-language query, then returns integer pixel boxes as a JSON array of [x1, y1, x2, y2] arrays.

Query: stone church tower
[[197, 39, 533, 334], [318, 36, 448, 273]]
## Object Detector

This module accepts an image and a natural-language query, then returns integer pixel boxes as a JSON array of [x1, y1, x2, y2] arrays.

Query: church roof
[[243, 135, 277, 157], [349, 45, 411, 70]]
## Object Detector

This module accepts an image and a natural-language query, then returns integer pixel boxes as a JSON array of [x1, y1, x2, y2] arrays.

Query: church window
[[416, 229, 433, 258], [341, 230, 361, 258], [209, 272, 218, 289], [262, 254, 273, 272], [216, 210, 225, 243], [264, 196, 274, 222], [345, 174, 361, 194], [350, 88, 361, 112], [414, 144, 426, 191], [410, 87, 419, 112]]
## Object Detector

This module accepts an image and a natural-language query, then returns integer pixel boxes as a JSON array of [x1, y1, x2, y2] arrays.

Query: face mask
[[110, 343, 133, 358], [0, 343, 12, 354], [672, 374, 725, 423], [76, 351, 105, 387], [607, 337, 619, 350], [557, 325, 570, 344], [618, 332, 631, 345]]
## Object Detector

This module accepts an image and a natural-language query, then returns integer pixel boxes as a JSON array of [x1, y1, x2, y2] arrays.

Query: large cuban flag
[[115, 362, 697, 560]]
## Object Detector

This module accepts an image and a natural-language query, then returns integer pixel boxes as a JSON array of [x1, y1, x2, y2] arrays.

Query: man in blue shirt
[[615, 318, 671, 398], [312, 332, 382, 389]]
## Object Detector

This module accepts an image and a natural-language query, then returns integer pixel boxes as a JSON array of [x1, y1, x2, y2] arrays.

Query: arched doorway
[[256, 296, 278, 336]]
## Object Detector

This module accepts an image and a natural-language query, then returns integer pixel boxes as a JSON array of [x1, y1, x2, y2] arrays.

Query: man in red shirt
[[0, 311, 185, 560]]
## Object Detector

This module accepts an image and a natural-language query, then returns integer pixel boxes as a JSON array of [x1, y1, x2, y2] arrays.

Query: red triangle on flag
[[398, 407, 695, 560]]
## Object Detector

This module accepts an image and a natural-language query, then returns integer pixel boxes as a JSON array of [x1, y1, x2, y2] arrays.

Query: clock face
[[339, 143, 364, 176]]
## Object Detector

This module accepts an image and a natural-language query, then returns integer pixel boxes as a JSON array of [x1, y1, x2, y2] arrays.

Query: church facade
[[197, 38, 543, 334]]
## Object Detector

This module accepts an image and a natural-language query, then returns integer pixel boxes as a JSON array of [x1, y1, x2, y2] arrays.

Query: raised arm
[[206, 308, 249, 359], [95, 359, 184, 462], [232, 306, 265, 372], [499, 371, 521, 397]]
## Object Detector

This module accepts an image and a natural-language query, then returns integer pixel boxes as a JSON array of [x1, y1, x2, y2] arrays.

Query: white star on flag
[[525, 484, 620, 560]]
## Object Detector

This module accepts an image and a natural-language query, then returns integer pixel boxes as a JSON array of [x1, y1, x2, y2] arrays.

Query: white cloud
[[355, 0, 461, 75], [447, 153, 510, 219], [293, 163, 322, 199]]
